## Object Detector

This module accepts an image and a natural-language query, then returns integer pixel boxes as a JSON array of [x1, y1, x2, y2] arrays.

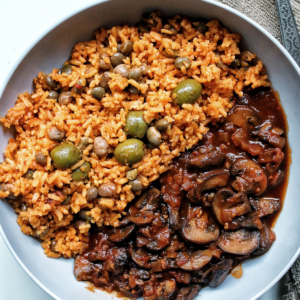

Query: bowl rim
[[1, 1, 300, 299]]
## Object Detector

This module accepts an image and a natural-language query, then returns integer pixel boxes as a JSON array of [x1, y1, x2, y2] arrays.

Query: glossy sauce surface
[[74, 87, 290, 300]]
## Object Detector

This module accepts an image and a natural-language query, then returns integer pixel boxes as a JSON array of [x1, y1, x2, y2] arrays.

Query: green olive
[[119, 41, 134, 56], [124, 111, 148, 139], [175, 57, 192, 70], [128, 85, 139, 95], [35, 151, 47, 166], [62, 195, 72, 205], [92, 87, 105, 100], [60, 65, 72, 75], [114, 139, 144, 165], [155, 119, 170, 131], [50, 142, 82, 169], [72, 162, 91, 181], [46, 75, 58, 88], [194, 20, 208, 34], [110, 53, 126, 67], [172, 79, 202, 107], [24, 170, 35, 180], [48, 90, 59, 100], [77, 137, 90, 151], [128, 67, 143, 81], [230, 58, 241, 68]]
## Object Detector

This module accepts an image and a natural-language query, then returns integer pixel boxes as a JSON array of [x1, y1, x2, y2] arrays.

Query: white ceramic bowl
[[1, 1, 300, 299]]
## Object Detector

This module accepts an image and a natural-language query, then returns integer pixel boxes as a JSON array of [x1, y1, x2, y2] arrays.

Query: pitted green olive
[[50, 142, 82, 169], [114, 139, 144, 165], [172, 79, 202, 107], [72, 162, 91, 181], [124, 111, 148, 139]]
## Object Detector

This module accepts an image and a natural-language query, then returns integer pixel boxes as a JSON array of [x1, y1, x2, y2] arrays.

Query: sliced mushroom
[[181, 206, 220, 244], [131, 187, 160, 212], [155, 279, 177, 300], [137, 225, 171, 251], [231, 158, 267, 196], [218, 229, 260, 255], [176, 250, 212, 271], [109, 224, 135, 242], [74, 255, 99, 281], [226, 106, 260, 130], [212, 188, 251, 225], [258, 123, 286, 149], [114, 278, 142, 299], [231, 128, 264, 156], [131, 248, 152, 269], [258, 148, 284, 175], [175, 284, 202, 300], [253, 221, 276, 255], [240, 214, 263, 230], [208, 259, 233, 287], [127, 210, 154, 226], [187, 169, 230, 202], [105, 247, 128, 276], [250, 197, 280, 218], [168, 205, 180, 231], [188, 150, 226, 170], [268, 169, 284, 189]]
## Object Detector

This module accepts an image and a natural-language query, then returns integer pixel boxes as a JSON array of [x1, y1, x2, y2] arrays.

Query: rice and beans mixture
[[0, 12, 270, 259]]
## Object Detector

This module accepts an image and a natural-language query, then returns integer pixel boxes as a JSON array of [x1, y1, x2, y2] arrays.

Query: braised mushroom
[[131, 248, 152, 269], [175, 284, 202, 300], [180, 205, 220, 244], [258, 147, 284, 175], [154, 279, 177, 300], [230, 158, 267, 196], [258, 123, 286, 149], [218, 229, 260, 255], [188, 150, 226, 170], [208, 259, 233, 287], [253, 221, 276, 255], [250, 197, 280, 218], [187, 169, 230, 202], [137, 225, 171, 251], [109, 224, 135, 242], [226, 106, 260, 130], [212, 188, 251, 225], [175, 250, 212, 271]]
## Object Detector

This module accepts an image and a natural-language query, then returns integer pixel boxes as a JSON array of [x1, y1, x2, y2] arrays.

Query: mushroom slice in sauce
[[250, 197, 280, 218], [258, 123, 286, 149], [187, 169, 230, 201], [132, 187, 161, 212], [114, 278, 142, 299], [218, 229, 260, 255], [176, 250, 212, 271], [74, 255, 99, 281], [230, 158, 267, 196], [155, 279, 177, 300], [127, 210, 154, 226], [212, 188, 251, 225], [258, 147, 284, 175], [188, 150, 226, 170], [109, 224, 135, 242], [253, 221, 276, 255], [137, 225, 171, 251], [131, 248, 152, 269], [226, 106, 260, 130], [175, 284, 202, 300], [268, 169, 285, 189], [208, 259, 233, 287], [168, 205, 181, 231], [180, 205, 220, 244]]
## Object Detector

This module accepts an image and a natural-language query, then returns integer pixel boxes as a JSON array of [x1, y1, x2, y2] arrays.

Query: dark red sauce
[[74, 87, 290, 300]]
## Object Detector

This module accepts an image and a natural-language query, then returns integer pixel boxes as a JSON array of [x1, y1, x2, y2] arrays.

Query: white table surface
[[0, 0, 285, 299]]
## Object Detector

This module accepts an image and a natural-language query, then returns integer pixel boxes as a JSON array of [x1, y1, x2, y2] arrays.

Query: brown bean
[[98, 182, 117, 197]]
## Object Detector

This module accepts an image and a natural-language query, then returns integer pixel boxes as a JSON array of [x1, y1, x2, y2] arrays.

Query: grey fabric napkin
[[212, 0, 300, 299]]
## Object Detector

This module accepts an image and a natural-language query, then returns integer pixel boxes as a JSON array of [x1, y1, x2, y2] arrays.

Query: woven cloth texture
[[212, 0, 300, 299], [214, 0, 300, 42]]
